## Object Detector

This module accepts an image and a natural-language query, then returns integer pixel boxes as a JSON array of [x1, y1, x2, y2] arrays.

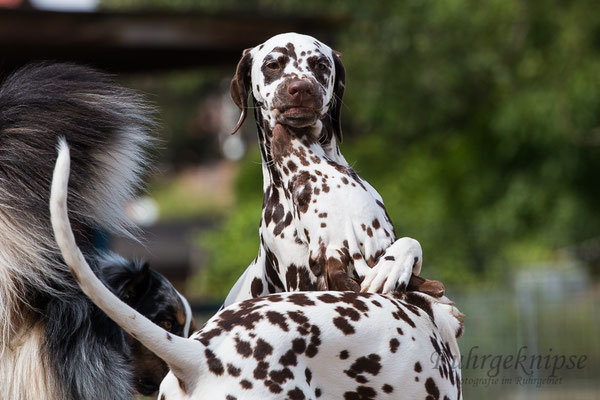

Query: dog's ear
[[329, 50, 346, 143], [230, 48, 253, 135], [120, 261, 151, 305]]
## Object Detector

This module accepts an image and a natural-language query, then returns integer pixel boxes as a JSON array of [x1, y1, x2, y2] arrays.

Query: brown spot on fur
[[240, 379, 253, 389], [425, 377, 440, 400], [402, 292, 435, 321], [292, 338, 306, 353], [414, 362, 422, 372], [251, 278, 264, 297], [344, 354, 382, 380], [266, 311, 289, 331], [318, 293, 339, 303], [279, 349, 298, 366], [287, 160, 298, 172], [286, 264, 298, 290], [235, 338, 253, 357], [389, 338, 400, 353], [335, 306, 361, 321], [288, 387, 307, 400], [287, 293, 316, 306], [333, 316, 355, 335], [253, 361, 269, 380], [205, 348, 224, 375], [254, 339, 274, 361], [227, 364, 241, 377]]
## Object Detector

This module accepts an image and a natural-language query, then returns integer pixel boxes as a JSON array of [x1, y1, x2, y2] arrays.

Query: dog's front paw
[[360, 237, 422, 294]]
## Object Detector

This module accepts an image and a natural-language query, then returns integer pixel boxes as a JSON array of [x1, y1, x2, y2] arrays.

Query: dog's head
[[100, 254, 195, 396], [231, 32, 345, 143]]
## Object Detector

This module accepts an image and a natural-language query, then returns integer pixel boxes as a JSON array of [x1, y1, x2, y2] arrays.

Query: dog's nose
[[287, 80, 314, 97]]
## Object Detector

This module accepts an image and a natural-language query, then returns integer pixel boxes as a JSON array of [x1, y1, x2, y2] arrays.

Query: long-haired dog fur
[[0, 63, 192, 399]]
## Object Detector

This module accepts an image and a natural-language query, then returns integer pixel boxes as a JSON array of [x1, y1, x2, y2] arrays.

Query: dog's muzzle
[[273, 78, 323, 128]]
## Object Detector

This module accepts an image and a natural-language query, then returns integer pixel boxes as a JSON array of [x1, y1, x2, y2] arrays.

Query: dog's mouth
[[276, 106, 318, 127]]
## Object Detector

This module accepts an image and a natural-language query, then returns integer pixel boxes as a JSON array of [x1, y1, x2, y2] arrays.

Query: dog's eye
[[266, 61, 280, 70], [160, 321, 172, 331], [316, 60, 329, 71]]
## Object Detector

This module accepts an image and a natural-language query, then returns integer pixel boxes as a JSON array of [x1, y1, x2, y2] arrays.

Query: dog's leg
[[326, 257, 360, 291], [360, 237, 422, 294]]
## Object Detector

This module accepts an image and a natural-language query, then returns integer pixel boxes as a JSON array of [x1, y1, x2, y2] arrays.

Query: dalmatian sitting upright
[[50, 142, 464, 399], [224, 33, 435, 307]]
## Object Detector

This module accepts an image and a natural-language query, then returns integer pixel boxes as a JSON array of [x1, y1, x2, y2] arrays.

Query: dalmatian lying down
[[224, 33, 441, 307], [51, 142, 463, 399]]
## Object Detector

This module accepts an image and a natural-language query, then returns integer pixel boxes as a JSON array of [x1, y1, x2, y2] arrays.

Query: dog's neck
[[253, 106, 348, 190]]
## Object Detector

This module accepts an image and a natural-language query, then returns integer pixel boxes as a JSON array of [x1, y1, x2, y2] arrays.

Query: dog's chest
[[272, 137, 396, 251], [261, 184, 320, 290]]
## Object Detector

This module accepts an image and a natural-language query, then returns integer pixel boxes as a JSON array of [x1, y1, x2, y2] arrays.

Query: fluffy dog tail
[[51, 141, 202, 386], [0, 63, 154, 349]]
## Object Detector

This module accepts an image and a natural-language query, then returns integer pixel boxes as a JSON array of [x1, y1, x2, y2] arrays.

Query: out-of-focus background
[[2, 0, 598, 398]]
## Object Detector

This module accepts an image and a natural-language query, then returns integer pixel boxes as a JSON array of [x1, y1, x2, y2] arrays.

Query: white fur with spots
[[51, 140, 463, 400], [224, 33, 423, 307]]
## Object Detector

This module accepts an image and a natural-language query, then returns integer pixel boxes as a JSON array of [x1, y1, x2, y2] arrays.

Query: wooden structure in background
[[0, 9, 343, 75]]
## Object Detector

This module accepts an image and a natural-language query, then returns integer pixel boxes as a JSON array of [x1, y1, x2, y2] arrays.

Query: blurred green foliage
[[105, 0, 600, 298], [125, 69, 226, 167]]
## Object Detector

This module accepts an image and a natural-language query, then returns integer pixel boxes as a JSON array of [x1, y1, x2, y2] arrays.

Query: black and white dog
[[0, 63, 193, 399]]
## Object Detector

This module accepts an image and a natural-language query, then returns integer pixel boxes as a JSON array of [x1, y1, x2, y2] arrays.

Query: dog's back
[[0, 63, 154, 400]]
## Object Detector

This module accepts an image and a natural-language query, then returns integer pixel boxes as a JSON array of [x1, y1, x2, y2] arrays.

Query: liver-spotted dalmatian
[[50, 33, 463, 400], [50, 148, 464, 398], [224, 32, 440, 307]]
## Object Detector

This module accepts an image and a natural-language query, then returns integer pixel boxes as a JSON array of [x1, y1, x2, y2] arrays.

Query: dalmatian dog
[[50, 143, 463, 399], [224, 32, 433, 307]]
